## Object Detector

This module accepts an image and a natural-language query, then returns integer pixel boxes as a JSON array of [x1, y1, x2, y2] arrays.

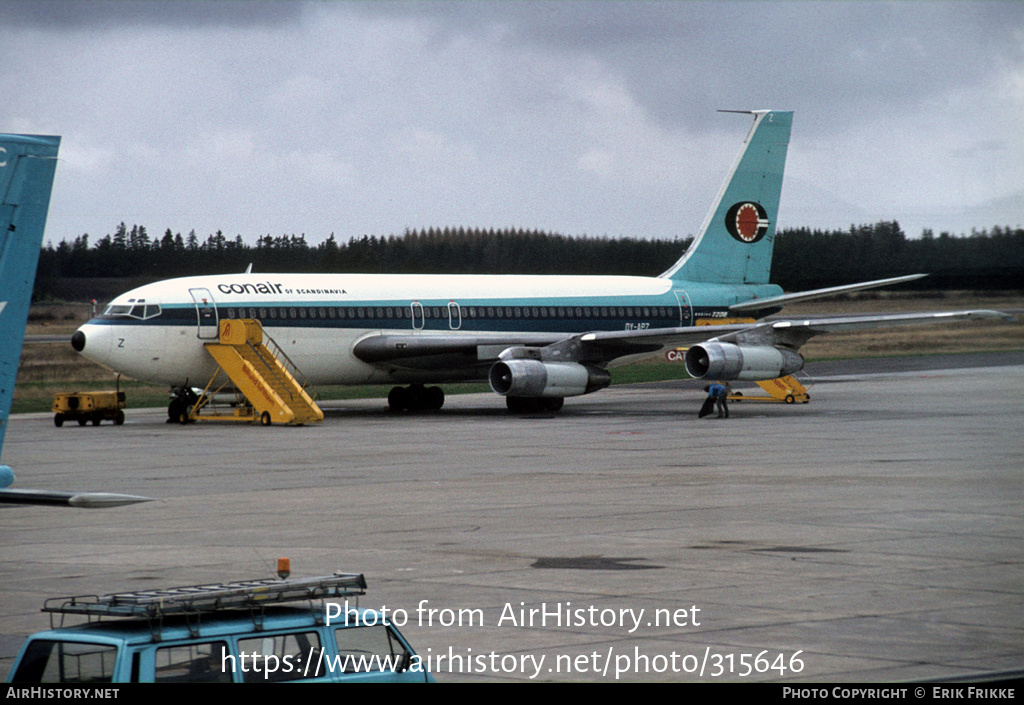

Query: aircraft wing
[[582, 309, 1015, 352], [353, 325, 760, 371], [579, 309, 1014, 381], [353, 309, 1013, 381], [353, 333, 568, 370]]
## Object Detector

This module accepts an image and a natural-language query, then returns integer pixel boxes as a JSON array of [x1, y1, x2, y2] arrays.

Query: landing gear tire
[[168, 388, 199, 423], [388, 386, 408, 411], [425, 386, 444, 411], [388, 385, 444, 412], [506, 396, 564, 413], [542, 397, 564, 412]]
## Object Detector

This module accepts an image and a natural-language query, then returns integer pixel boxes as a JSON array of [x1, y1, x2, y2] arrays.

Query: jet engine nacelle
[[488, 360, 611, 398], [684, 342, 804, 381]]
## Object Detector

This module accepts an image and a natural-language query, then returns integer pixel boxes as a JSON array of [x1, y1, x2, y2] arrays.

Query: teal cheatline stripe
[[0, 134, 61, 458], [662, 111, 792, 286]]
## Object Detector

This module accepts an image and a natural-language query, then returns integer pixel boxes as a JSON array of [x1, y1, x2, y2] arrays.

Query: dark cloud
[[3, 1, 1019, 240], [350, 1, 1024, 135], [1, 0, 302, 29]]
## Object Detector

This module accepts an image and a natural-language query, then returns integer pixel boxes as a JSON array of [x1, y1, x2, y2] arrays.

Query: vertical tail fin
[[0, 134, 61, 472], [0, 137, 153, 506], [660, 110, 792, 285]]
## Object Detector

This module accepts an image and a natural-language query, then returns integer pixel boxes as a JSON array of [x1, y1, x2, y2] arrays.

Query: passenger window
[[334, 625, 410, 672], [11, 639, 118, 683], [237, 631, 322, 683], [154, 641, 232, 683]]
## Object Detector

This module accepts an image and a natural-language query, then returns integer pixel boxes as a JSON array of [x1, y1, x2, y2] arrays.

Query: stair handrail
[[252, 328, 319, 403]]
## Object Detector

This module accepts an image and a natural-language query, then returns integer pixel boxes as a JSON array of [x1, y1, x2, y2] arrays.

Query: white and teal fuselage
[[75, 110, 795, 397], [76, 272, 783, 387]]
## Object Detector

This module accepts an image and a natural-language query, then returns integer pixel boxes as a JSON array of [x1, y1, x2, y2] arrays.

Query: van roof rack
[[43, 572, 367, 621]]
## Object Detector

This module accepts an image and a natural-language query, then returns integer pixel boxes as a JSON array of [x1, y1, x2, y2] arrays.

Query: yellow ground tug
[[53, 389, 126, 427]]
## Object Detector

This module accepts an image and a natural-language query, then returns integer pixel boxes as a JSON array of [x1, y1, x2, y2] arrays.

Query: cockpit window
[[103, 298, 162, 320]]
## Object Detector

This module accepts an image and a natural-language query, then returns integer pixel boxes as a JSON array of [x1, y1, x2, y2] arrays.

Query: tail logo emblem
[[725, 201, 769, 244]]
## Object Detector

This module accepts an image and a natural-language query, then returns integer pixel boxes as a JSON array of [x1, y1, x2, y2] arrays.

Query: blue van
[[7, 573, 433, 683]]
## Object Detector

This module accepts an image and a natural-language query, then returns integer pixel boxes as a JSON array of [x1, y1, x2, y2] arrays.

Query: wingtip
[[67, 493, 156, 509]]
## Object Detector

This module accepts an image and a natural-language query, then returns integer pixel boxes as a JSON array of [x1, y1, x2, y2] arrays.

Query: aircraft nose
[[71, 323, 112, 366]]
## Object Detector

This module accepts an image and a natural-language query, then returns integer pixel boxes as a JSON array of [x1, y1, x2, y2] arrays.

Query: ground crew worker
[[707, 382, 730, 418]]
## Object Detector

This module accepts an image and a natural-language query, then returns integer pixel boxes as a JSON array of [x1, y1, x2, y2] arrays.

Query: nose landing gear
[[167, 387, 199, 424]]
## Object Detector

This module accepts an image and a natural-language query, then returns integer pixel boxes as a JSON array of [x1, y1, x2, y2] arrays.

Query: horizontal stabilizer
[[729, 274, 929, 313], [0, 488, 154, 509]]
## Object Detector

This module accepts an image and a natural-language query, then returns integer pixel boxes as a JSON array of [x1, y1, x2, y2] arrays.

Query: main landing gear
[[505, 396, 564, 413], [388, 384, 445, 412]]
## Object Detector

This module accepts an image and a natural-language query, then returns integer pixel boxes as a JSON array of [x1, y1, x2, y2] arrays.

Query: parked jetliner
[[0, 134, 150, 506], [71, 111, 1010, 417]]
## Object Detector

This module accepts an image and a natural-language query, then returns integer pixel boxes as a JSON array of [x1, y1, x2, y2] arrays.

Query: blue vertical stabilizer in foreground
[[660, 110, 792, 285], [0, 135, 151, 507], [0, 134, 61, 472]]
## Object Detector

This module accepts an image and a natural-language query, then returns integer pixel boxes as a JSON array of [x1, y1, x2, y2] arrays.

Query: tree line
[[33, 221, 1024, 301]]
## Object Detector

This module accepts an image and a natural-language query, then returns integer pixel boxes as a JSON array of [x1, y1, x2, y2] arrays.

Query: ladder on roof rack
[[43, 572, 367, 620]]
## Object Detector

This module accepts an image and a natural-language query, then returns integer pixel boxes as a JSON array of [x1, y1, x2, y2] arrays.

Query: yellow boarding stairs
[[730, 373, 811, 404], [187, 319, 324, 425]]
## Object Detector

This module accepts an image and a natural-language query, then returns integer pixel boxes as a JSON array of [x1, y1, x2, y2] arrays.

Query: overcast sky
[[3, 0, 1022, 250]]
